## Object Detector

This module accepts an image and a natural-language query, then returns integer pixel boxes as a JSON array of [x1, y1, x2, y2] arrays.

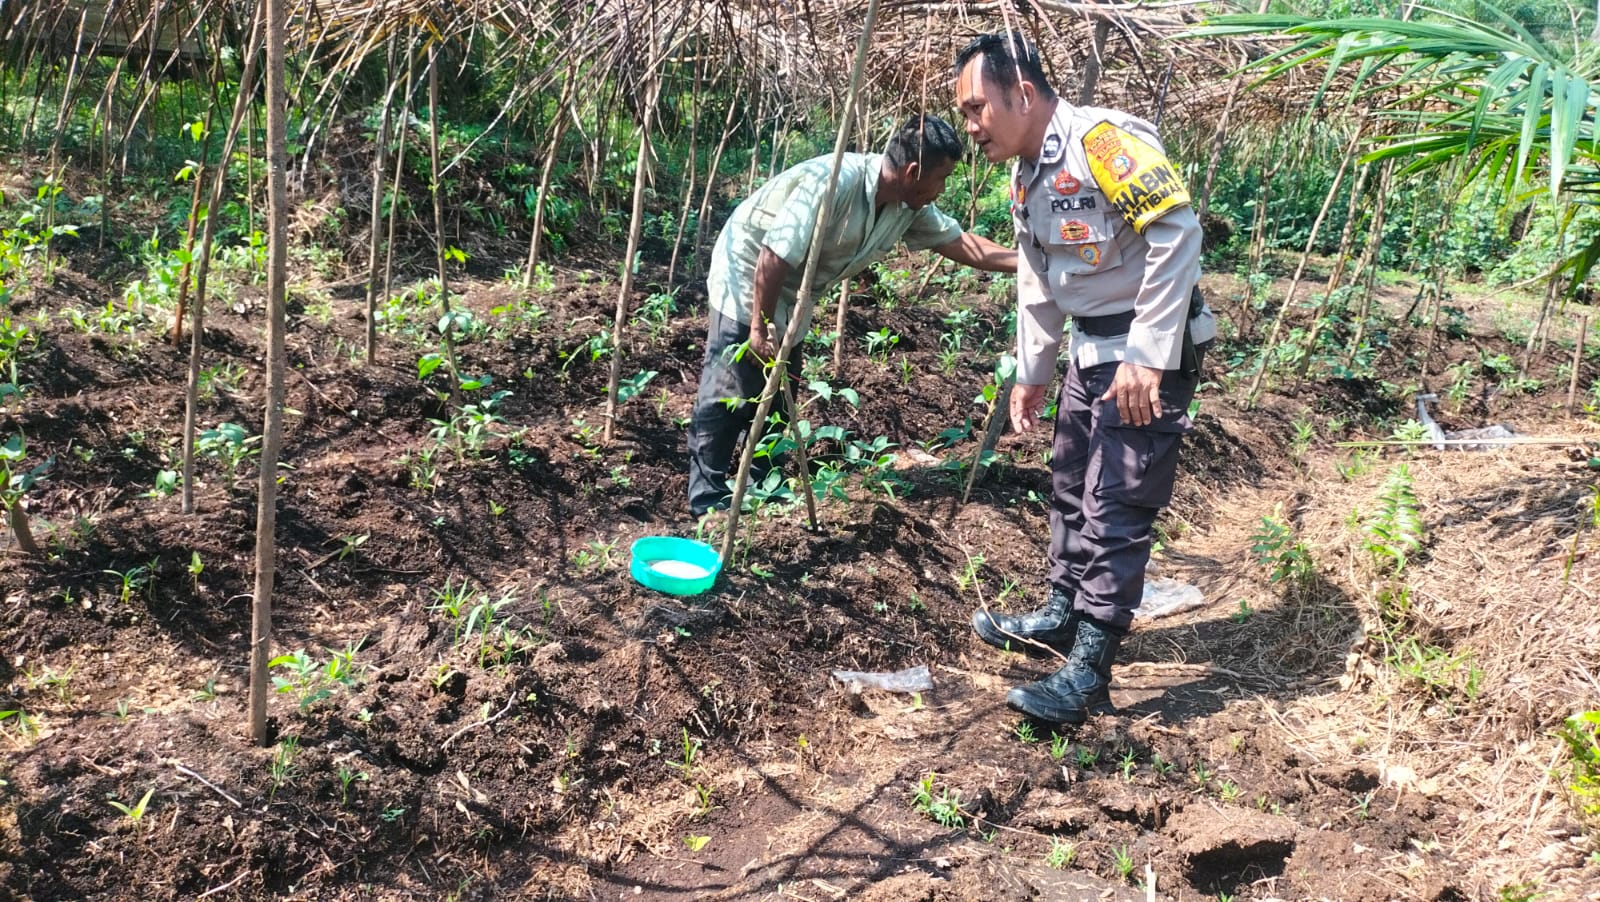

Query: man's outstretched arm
[[932, 233, 1017, 273]]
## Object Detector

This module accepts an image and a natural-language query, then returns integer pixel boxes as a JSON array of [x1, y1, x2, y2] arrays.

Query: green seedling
[[336, 764, 366, 807], [1075, 746, 1099, 769], [1014, 721, 1039, 743], [672, 728, 701, 778], [683, 834, 710, 853], [106, 788, 156, 824], [267, 735, 299, 803], [910, 772, 965, 830], [1219, 780, 1241, 802], [1118, 747, 1138, 781], [196, 422, 261, 491], [187, 552, 203, 592], [103, 563, 151, 605], [1111, 844, 1135, 880], [1045, 837, 1075, 869], [1048, 733, 1070, 762], [0, 708, 38, 739], [336, 533, 369, 562]]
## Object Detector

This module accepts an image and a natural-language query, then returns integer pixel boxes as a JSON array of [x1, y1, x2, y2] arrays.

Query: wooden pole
[[250, 0, 289, 748], [382, 50, 416, 336], [523, 59, 576, 286], [364, 36, 401, 366], [721, 0, 882, 563], [602, 74, 663, 444], [1568, 315, 1589, 413], [782, 378, 818, 530], [1292, 161, 1373, 377], [427, 44, 463, 406], [1245, 124, 1364, 407], [183, 0, 265, 516]]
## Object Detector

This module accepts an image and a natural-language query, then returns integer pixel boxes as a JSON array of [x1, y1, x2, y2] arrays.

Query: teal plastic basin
[[630, 536, 722, 596]]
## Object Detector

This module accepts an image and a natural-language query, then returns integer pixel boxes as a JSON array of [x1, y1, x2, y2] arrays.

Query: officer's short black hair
[[883, 115, 963, 170], [954, 31, 1057, 104]]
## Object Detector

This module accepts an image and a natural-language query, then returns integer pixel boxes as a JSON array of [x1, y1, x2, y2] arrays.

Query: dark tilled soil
[[0, 236, 1595, 901]]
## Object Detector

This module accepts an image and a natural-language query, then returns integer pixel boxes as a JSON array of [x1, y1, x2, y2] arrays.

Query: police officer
[[688, 115, 1016, 518], [953, 33, 1214, 724]]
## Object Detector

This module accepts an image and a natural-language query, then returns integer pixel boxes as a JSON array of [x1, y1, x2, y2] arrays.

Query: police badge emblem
[[1079, 245, 1101, 266], [1041, 134, 1062, 160], [1053, 171, 1080, 195], [1059, 220, 1090, 242]]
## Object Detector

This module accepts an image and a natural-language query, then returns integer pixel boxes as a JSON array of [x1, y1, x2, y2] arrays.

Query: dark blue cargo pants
[[1047, 355, 1201, 630], [686, 308, 800, 517]]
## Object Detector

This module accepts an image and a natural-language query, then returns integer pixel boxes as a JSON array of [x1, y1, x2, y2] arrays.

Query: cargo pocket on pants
[[1096, 418, 1189, 509]]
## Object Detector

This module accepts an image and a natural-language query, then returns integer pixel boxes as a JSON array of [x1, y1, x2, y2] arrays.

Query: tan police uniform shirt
[[709, 153, 963, 338], [1012, 102, 1214, 385]]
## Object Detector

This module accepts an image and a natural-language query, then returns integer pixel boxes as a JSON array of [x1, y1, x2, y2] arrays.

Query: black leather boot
[[1005, 615, 1125, 724], [971, 588, 1079, 655]]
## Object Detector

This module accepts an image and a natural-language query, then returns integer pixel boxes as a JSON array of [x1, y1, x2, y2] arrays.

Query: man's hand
[[1099, 361, 1165, 427], [747, 320, 775, 362], [1010, 382, 1048, 433]]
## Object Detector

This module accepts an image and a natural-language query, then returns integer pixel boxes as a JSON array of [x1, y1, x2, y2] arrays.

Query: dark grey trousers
[[686, 308, 799, 516], [1047, 356, 1201, 630]]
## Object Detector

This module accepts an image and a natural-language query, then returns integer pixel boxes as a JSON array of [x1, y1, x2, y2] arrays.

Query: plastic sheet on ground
[[1141, 577, 1206, 620], [830, 664, 932, 694]]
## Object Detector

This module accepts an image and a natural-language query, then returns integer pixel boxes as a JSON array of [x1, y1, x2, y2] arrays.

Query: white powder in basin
[[648, 560, 711, 580]]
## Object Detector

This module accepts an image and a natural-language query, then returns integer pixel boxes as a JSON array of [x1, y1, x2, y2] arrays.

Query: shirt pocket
[[1047, 210, 1122, 277]]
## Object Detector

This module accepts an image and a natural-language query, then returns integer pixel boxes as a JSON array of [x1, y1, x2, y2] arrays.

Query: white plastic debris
[[830, 664, 933, 694], [1141, 577, 1206, 619]]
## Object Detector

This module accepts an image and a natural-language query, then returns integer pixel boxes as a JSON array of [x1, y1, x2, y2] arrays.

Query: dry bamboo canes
[[427, 43, 464, 406], [364, 35, 402, 366], [602, 72, 664, 444], [381, 50, 417, 337], [249, 0, 290, 749], [183, 2, 265, 517], [523, 58, 576, 286], [782, 377, 818, 529], [1338, 160, 1396, 371], [1245, 123, 1364, 408], [1524, 202, 1570, 375], [721, 0, 882, 561], [692, 86, 742, 277], [1568, 316, 1589, 413], [832, 279, 850, 376], [170, 89, 221, 347], [667, 55, 706, 286], [1292, 160, 1372, 378]]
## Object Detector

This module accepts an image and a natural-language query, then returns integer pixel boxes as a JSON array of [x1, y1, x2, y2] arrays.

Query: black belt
[[1073, 286, 1206, 378]]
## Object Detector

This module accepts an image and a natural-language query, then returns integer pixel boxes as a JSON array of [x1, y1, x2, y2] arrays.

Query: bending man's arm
[[933, 233, 1017, 273], [748, 246, 793, 360]]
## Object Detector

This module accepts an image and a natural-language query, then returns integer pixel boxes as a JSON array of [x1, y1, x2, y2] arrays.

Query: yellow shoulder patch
[[1082, 121, 1190, 233]]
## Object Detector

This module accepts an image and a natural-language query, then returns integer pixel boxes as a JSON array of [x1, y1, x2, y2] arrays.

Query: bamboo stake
[[666, 55, 706, 287], [782, 377, 818, 529], [602, 73, 663, 444], [1293, 160, 1373, 377], [382, 48, 417, 337], [523, 58, 576, 286], [1245, 124, 1363, 408], [250, 0, 289, 749], [427, 44, 464, 407], [1568, 316, 1588, 413], [364, 35, 401, 366], [722, 0, 881, 563], [169, 104, 218, 346], [831, 279, 849, 375], [182, 1, 265, 516], [1337, 160, 1396, 370], [692, 85, 741, 278]]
